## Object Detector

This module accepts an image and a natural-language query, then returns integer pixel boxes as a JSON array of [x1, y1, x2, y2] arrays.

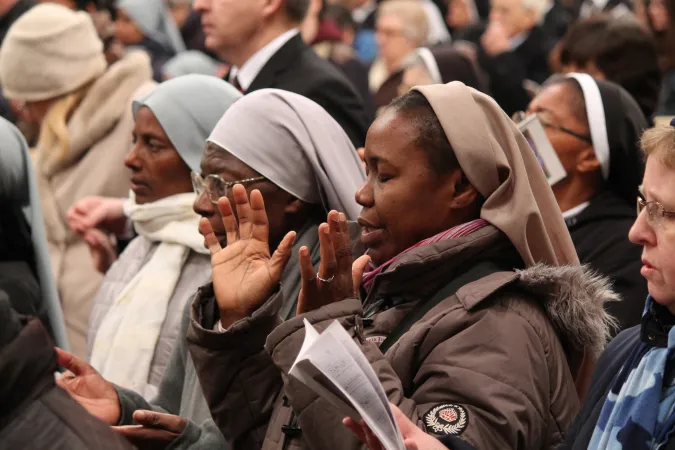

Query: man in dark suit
[[477, 0, 555, 116], [193, 0, 371, 147]]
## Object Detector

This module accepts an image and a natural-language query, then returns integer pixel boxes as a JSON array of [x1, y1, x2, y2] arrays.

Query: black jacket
[[0, 300, 133, 449], [560, 304, 675, 450], [228, 34, 371, 147], [566, 190, 648, 333], [477, 25, 554, 116], [542, 3, 575, 40]]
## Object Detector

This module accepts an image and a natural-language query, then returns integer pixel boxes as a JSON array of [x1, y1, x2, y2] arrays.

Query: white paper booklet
[[289, 319, 406, 450], [516, 114, 567, 186]]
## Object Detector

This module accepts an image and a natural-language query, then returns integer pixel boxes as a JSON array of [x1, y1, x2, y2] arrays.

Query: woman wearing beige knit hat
[[0, 2, 155, 358]]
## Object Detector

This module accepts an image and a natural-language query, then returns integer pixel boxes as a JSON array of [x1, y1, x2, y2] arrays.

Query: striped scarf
[[361, 219, 488, 293], [589, 297, 675, 449]]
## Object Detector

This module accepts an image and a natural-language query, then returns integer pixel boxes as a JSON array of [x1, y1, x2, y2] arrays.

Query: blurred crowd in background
[[3, 0, 675, 449]]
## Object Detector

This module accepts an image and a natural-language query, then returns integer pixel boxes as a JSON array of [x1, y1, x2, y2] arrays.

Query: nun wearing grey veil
[[116, 0, 186, 81], [0, 117, 68, 350], [202, 88, 366, 318]]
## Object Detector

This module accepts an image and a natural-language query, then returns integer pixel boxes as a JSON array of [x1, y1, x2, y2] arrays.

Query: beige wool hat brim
[[0, 3, 107, 102]]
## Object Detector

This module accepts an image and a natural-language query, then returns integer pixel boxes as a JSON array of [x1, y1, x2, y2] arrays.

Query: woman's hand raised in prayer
[[297, 210, 370, 315], [199, 185, 296, 328]]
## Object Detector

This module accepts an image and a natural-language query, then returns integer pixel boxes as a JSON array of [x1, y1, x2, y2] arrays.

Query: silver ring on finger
[[317, 273, 335, 283]]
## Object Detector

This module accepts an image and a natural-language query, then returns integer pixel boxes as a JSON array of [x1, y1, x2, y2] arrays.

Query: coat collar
[[246, 33, 308, 93], [362, 226, 522, 309], [228, 29, 299, 91], [641, 299, 675, 348], [363, 225, 618, 359]]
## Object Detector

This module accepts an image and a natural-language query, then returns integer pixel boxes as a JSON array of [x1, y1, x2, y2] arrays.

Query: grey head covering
[[207, 89, 366, 220], [117, 0, 186, 54], [163, 50, 220, 79], [0, 117, 68, 350], [132, 74, 242, 172]]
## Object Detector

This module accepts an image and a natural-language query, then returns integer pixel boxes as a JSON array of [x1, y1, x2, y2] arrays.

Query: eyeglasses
[[637, 197, 675, 227], [512, 111, 593, 145], [191, 172, 267, 205]]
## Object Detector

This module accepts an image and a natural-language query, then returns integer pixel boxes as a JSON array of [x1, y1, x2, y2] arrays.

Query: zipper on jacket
[[281, 397, 302, 450]]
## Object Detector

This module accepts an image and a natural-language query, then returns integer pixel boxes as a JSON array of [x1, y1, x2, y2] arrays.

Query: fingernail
[[135, 411, 145, 421], [300, 247, 309, 256], [339, 213, 346, 223]]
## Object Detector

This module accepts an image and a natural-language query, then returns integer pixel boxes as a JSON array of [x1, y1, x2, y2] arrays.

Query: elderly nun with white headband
[[115, 0, 186, 81], [86, 74, 241, 399], [525, 73, 649, 333], [53, 88, 365, 449]]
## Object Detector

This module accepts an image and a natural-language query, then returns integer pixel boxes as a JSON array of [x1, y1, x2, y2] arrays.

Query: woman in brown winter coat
[[187, 82, 617, 450]]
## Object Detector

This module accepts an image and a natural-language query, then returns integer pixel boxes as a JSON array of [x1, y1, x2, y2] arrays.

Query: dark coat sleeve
[[186, 288, 285, 450]]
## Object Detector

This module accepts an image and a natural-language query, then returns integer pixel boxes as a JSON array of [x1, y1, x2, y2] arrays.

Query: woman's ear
[[449, 169, 479, 210], [283, 197, 305, 215], [576, 148, 601, 174]]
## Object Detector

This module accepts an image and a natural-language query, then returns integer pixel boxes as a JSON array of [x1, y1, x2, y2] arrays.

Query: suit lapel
[[247, 33, 306, 93]]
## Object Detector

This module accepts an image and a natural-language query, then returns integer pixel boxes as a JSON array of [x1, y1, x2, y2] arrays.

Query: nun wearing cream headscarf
[[0, 117, 68, 350], [116, 0, 186, 81], [185, 82, 617, 450], [87, 75, 241, 399]]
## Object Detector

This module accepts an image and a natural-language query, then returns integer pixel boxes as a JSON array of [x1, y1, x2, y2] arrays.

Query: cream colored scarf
[[90, 192, 208, 398]]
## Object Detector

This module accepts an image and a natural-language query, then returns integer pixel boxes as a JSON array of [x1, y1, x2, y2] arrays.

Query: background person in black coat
[[525, 75, 649, 333], [477, 0, 554, 116], [193, 0, 371, 147]]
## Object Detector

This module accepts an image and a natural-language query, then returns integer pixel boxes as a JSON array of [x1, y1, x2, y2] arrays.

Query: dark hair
[[387, 91, 459, 175], [286, 0, 312, 23], [645, 0, 675, 70], [543, 75, 589, 127], [559, 16, 661, 119], [324, 4, 356, 30], [559, 15, 610, 68]]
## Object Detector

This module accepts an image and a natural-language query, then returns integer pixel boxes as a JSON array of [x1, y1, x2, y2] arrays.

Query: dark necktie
[[231, 76, 245, 94]]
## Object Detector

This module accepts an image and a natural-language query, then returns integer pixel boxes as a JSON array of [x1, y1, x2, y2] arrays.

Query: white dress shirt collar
[[562, 201, 590, 221], [229, 29, 299, 91], [509, 31, 529, 51]]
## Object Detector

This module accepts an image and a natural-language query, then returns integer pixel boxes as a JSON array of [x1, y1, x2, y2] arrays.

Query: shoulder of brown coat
[[457, 264, 619, 359]]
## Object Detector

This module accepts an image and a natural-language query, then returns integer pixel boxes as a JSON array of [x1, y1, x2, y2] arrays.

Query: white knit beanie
[[0, 3, 107, 102]]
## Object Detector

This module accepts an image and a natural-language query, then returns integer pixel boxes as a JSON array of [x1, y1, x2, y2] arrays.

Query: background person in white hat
[[0, 2, 155, 358]]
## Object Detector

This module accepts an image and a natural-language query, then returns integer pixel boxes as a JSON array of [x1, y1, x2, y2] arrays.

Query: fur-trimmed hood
[[517, 264, 619, 358], [374, 225, 620, 360]]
